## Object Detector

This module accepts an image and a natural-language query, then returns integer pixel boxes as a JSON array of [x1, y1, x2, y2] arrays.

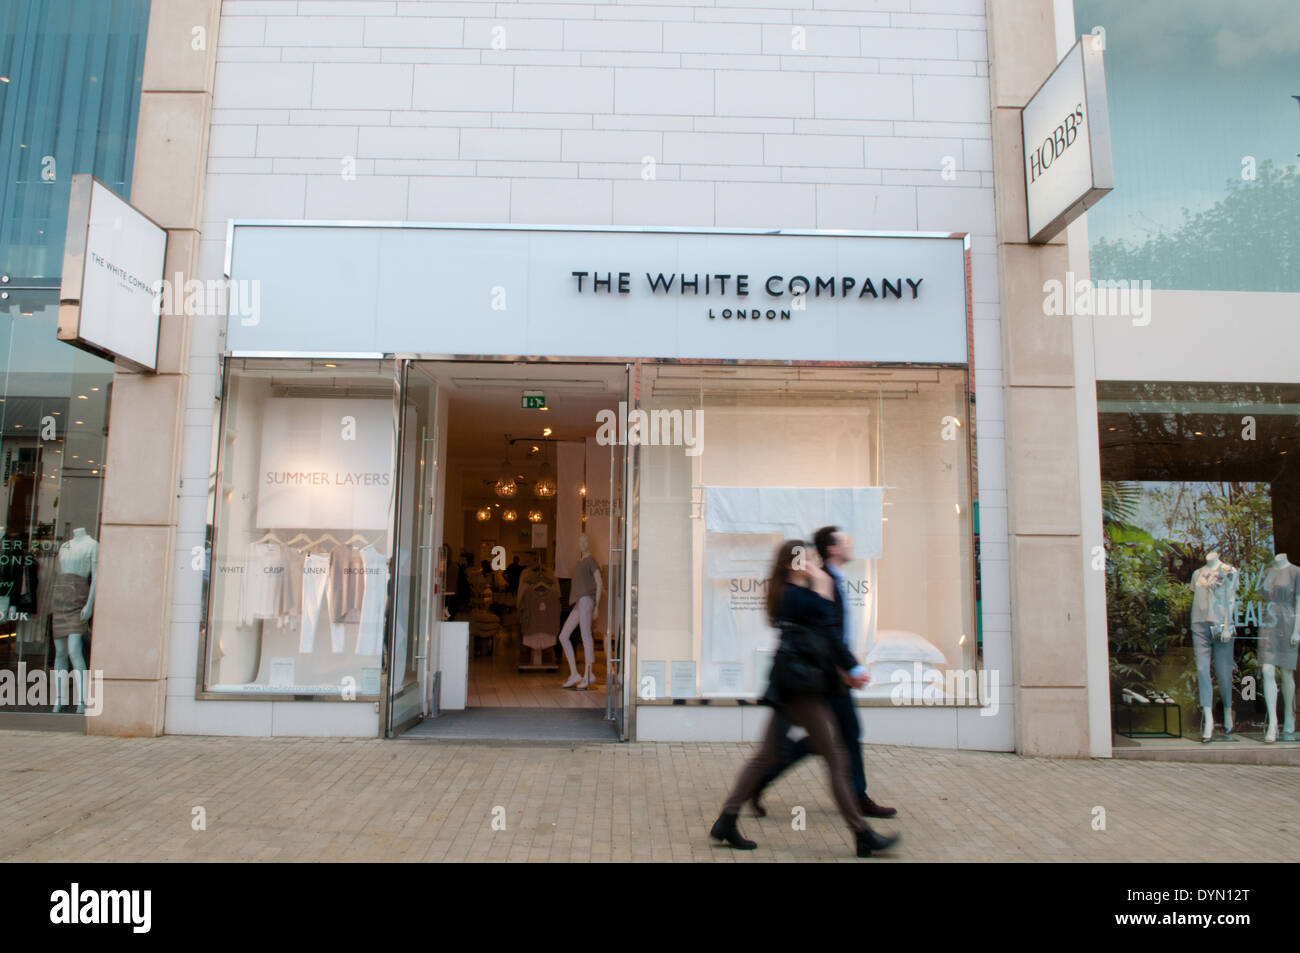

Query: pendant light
[[533, 442, 557, 498], [501, 508, 517, 522], [493, 439, 517, 498], [527, 509, 543, 523], [475, 506, 492, 522]]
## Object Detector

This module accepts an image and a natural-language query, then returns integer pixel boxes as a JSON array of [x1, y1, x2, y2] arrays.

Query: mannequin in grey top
[[1258, 552, 1300, 743], [560, 534, 602, 690]]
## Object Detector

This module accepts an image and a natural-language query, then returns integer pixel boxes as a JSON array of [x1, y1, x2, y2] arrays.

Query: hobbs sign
[[1021, 37, 1114, 243]]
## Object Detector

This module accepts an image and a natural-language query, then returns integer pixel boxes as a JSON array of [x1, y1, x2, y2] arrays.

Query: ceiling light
[[528, 509, 543, 522], [501, 509, 517, 522], [542, 427, 552, 437], [476, 506, 492, 522], [493, 441, 517, 498], [533, 444, 556, 498]]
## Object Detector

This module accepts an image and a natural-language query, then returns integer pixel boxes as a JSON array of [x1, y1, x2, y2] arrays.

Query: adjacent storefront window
[[0, 294, 114, 711], [0, 1, 149, 713], [201, 360, 396, 698], [1101, 382, 1300, 742], [636, 364, 979, 703]]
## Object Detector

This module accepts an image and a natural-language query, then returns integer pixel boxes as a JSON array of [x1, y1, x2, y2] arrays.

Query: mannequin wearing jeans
[[560, 534, 602, 689], [1258, 553, 1300, 743], [51, 528, 96, 713], [1190, 551, 1238, 742]]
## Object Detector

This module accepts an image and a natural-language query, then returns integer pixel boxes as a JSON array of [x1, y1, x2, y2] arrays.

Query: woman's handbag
[[770, 620, 836, 698]]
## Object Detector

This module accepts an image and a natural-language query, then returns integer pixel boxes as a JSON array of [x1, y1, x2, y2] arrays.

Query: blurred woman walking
[[709, 539, 899, 858]]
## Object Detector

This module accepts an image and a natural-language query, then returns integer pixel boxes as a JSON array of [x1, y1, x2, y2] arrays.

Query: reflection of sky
[[1074, 0, 1300, 245]]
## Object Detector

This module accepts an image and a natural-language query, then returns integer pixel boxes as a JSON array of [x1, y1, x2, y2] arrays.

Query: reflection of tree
[[1092, 160, 1299, 291], [1105, 481, 1274, 718]]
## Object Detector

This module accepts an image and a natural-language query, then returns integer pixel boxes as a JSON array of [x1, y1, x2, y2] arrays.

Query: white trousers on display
[[300, 553, 345, 653], [559, 595, 595, 673]]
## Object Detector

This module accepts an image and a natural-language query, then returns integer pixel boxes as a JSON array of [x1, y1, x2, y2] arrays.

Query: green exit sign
[[522, 391, 545, 409]]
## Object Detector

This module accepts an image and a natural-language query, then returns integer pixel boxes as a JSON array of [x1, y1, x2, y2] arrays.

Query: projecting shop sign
[[1022, 37, 1114, 243], [57, 175, 166, 371]]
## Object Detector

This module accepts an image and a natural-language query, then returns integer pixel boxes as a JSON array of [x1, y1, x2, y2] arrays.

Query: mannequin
[[516, 550, 560, 671], [1258, 552, 1300, 743], [1190, 550, 1238, 742], [50, 528, 97, 713], [559, 534, 602, 689]]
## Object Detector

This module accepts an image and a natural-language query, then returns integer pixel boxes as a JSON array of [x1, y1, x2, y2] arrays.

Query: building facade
[[7, 0, 1292, 758]]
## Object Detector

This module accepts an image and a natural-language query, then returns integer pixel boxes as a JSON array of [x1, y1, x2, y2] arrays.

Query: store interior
[[436, 363, 628, 712], [1100, 381, 1300, 751]]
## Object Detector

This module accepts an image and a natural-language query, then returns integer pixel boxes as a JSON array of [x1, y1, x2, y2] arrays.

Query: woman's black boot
[[855, 826, 899, 858], [710, 812, 757, 850]]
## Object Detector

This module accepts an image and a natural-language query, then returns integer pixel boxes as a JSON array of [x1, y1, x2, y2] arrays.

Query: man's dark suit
[[761, 568, 868, 799]]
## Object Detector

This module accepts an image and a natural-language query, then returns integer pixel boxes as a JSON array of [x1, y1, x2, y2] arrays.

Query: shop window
[[0, 293, 113, 711], [201, 359, 396, 698], [1100, 382, 1300, 743], [635, 365, 979, 704]]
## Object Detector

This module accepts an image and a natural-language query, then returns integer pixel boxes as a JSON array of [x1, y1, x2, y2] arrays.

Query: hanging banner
[[256, 398, 394, 529]]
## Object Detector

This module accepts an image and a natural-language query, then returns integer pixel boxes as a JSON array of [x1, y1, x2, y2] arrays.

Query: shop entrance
[[386, 360, 630, 741]]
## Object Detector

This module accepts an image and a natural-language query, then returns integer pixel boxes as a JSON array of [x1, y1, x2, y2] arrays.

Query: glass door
[[605, 363, 632, 738], [385, 361, 441, 735]]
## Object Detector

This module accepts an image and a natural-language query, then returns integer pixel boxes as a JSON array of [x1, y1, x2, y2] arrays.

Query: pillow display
[[863, 629, 948, 665]]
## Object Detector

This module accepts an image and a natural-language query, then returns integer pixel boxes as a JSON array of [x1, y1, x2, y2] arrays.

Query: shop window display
[[635, 365, 979, 703], [202, 360, 396, 698], [0, 295, 113, 711], [1100, 382, 1300, 743]]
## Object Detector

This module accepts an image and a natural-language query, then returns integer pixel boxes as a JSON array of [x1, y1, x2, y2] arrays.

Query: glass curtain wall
[[0, 0, 149, 712]]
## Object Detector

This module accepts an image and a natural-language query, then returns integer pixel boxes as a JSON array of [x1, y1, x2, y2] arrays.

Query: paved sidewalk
[[2, 731, 1297, 862]]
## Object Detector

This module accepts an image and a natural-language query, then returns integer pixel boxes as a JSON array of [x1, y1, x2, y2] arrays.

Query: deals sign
[[256, 398, 394, 530], [1022, 38, 1114, 243]]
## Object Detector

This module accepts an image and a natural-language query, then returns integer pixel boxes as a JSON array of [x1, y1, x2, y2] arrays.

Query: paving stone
[[1, 731, 1297, 862]]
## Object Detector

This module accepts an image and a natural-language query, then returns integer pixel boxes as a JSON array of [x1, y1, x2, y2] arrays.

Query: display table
[[1112, 701, 1182, 739]]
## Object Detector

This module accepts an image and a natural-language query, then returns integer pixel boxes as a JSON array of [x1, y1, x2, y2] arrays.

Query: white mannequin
[[559, 534, 602, 689], [1259, 553, 1300, 743], [1192, 551, 1237, 741], [52, 528, 96, 713]]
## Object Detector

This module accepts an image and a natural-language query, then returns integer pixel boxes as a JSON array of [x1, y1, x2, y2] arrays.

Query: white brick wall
[[182, 0, 1008, 743]]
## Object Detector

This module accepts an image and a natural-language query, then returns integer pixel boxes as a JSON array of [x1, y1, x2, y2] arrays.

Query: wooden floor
[[466, 630, 606, 709]]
